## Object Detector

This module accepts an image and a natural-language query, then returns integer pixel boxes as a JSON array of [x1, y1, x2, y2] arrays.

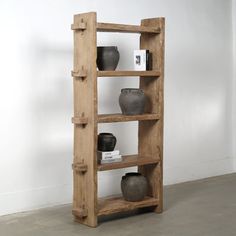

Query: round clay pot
[[119, 88, 146, 115], [97, 133, 117, 152], [97, 46, 120, 71], [121, 172, 148, 202]]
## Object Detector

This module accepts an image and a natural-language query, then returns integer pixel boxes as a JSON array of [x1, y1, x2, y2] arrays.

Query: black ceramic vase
[[97, 133, 117, 152], [97, 46, 120, 71], [119, 88, 146, 115], [121, 172, 148, 202]]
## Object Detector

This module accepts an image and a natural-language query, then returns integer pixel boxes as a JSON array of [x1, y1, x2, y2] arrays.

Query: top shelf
[[97, 22, 160, 34], [71, 22, 161, 34]]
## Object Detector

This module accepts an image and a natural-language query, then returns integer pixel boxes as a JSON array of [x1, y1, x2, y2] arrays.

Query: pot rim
[[98, 132, 114, 136], [97, 46, 118, 49], [124, 172, 142, 176], [121, 88, 144, 92]]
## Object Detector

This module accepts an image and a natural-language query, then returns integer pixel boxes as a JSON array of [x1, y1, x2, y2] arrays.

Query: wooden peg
[[71, 67, 87, 79], [72, 163, 88, 173], [71, 20, 87, 30], [72, 208, 88, 218], [72, 117, 88, 126]]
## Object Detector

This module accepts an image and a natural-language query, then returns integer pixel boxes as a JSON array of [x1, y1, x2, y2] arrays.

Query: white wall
[[0, 0, 234, 216], [233, 0, 236, 170]]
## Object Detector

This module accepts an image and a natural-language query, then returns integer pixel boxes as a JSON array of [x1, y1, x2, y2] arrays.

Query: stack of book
[[97, 150, 122, 164]]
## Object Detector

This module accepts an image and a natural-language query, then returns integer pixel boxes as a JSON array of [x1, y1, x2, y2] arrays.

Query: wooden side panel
[[72, 12, 98, 227], [138, 18, 165, 213]]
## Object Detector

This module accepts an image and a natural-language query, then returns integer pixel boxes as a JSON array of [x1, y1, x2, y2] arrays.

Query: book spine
[[103, 151, 119, 157], [146, 50, 152, 71], [102, 154, 122, 160]]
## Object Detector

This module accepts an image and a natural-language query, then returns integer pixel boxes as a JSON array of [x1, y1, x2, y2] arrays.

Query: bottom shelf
[[98, 195, 159, 216]]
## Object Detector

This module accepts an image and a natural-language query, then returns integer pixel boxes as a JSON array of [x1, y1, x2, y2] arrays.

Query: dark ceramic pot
[[121, 172, 148, 202], [97, 46, 120, 71], [97, 133, 117, 152], [119, 88, 146, 115]]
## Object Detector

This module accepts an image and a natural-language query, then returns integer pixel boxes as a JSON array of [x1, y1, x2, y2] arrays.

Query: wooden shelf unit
[[71, 12, 165, 227]]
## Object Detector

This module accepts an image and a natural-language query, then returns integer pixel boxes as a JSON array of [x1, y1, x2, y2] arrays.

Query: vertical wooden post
[[138, 18, 165, 213], [72, 12, 98, 227]]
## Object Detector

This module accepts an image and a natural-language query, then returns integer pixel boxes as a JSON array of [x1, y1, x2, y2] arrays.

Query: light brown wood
[[72, 163, 88, 173], [71, 12, 165, 227], [72, 12, 98, 227], [71, 68, 87, 79], [97, 22, 160, 34], [98, 195, 159, 216], [138, 18, 165, 213], [71, 22, 87, 30], [97, 113, 160, 123], [97, 70, 160, 77], [98, 155, 159, 171], [72, 208, 88, 218], [72, 117, 88, 125]]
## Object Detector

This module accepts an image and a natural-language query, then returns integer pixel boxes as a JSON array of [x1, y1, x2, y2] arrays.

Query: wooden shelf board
[[97, 70, 160, 77], [98, 195, 159, 216], [97, 22, 160, 34], [97, 113, 160, 123], [98, 155, 159, 171]]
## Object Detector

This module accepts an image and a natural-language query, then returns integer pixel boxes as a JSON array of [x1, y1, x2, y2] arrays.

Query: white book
[[100, 156, 122, 164], [134, 50, 147, 71], [97, 150, 120, 160], [134, 49, 150, 71]]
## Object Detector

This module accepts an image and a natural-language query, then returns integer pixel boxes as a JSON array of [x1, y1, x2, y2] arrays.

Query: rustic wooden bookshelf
[[71, 12, 165, 227]]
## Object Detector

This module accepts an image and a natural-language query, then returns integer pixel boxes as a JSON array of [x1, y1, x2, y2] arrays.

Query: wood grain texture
[[72, 163, 88, 173], [138, 17, 165, 213], [97, 22, 160, 34], [72, 117, 88, 125], [98, 195, 159, 216], [71, 69, 87, 79], [72, 208, 88, 218], [97, 113, 159, 123], [98, 155, 160, 171], [71, 12, 165, 227], [71, 22, 87, 30], [72, 12, 98, 227], [97, 70, 160, 77]]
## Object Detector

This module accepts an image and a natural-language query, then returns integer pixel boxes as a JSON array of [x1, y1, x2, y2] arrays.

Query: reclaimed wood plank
[[138, 17, 165, 214], [98, 155, 159, 171], [97, 70, 160, 77], [97, 22, 160, 34], [97, 113, 160, 123], [72, 12, 98, 227], [98, 195, 159, 216]]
